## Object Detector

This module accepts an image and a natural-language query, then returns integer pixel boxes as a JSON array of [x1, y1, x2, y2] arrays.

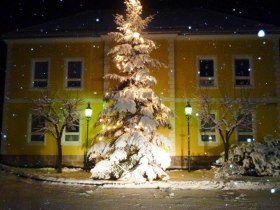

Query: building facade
[[1, 9, 280, 168]]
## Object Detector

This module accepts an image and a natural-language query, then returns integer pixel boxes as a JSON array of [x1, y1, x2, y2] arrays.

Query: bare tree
[[198, 89, 252, 162], [32, 95, 82, 172]]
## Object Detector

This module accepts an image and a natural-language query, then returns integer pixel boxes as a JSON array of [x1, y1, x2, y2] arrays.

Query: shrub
[[214, 137, 280, 178]]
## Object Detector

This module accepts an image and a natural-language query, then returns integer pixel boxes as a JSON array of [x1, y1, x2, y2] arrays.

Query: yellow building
[[1, 9, 280, 169]]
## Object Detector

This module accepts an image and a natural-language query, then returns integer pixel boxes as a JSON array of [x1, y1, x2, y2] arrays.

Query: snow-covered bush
[[88, 132, 171, 182], [214, 138, 280, 178]]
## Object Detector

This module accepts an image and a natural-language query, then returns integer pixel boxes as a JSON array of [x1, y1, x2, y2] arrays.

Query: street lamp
[[84, 102, 92, 170], [185, 101, 192, 172]]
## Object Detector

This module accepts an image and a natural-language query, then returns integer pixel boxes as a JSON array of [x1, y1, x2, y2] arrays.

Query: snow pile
[[215, 137, 280, 178], [88, 132, 171, 182]]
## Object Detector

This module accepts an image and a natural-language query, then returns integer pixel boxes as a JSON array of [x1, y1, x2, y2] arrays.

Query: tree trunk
[[224, 139, 230, 162], [56, 138, 62, 173], [219, 129, 233, 162]]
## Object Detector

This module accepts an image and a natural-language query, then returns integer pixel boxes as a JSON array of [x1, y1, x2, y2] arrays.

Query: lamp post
[[84, 102, 92, 171], [185, 102, 192, 172]]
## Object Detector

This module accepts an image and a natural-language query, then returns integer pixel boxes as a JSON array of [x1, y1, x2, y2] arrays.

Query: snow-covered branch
[[198, 88, 253, 161], [32, 96, 83, 172]]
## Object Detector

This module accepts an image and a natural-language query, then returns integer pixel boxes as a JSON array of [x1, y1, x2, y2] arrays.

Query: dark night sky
[[0, 0, 280, 86], [1, 0, 280, 35]]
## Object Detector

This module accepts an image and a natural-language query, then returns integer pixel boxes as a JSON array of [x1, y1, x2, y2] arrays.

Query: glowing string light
[[133, 32, 140, 39]]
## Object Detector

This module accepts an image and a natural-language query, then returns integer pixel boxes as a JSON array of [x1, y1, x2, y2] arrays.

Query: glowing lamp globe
[[85, 103, 92, 119], [185, 102, 192, 117]]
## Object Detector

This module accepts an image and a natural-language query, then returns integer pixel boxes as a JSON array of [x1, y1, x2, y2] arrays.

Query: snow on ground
[[38, 167, 83, 172], [100, 180, 280, 190], [1, 164, 279, 190], [34, 176, 280, 191]]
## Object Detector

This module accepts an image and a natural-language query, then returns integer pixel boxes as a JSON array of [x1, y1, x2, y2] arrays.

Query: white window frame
[[65, 58, 84, 89], [198, 112, 219, 145], [233, 56, 254, 88], [28, 114, 46, 145], [62, 120, 81, 145], [236, 112, 255, 143], [197, 56, 217, 88], [31, 59, 50, 90]]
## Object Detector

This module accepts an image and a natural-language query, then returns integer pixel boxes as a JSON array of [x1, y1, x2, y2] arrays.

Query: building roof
[[3, 8, 280, 39]]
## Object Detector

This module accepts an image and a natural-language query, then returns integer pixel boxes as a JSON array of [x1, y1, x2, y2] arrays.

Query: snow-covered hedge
[[214, 137, 280, 178]]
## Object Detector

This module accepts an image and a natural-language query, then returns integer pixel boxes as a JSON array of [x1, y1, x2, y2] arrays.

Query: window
[[237, 113, 253, 142], [234, 58, 252, 86], [198, 58, 215, 87], [200, 114, 217, 142], [32, 60, 49, 89], [30, 115, 45, 143], [65, 60, 83, 88], [63, 120, 80, 144]]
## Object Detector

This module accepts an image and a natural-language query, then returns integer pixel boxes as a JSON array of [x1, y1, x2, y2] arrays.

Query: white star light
[[270, 188, 276, 194], [258, 30, 266, 37]]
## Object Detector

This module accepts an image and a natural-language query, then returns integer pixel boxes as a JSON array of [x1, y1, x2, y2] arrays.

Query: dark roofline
[[2, 8, 280, 39]]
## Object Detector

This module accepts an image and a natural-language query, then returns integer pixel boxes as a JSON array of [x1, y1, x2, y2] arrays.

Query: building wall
[[1, 35, 279, 168], [174, 35, 279, 160], [1, 38, 105, 167]]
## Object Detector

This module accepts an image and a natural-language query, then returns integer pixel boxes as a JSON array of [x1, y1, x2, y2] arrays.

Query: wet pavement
[[1, 170, 279, 210]]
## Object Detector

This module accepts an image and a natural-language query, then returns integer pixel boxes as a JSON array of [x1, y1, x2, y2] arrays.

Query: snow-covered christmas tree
[[87, 0, 173, 182]]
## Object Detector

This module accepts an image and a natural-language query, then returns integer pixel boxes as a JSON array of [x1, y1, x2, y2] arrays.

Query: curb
[[1, 164, 279, 190]]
